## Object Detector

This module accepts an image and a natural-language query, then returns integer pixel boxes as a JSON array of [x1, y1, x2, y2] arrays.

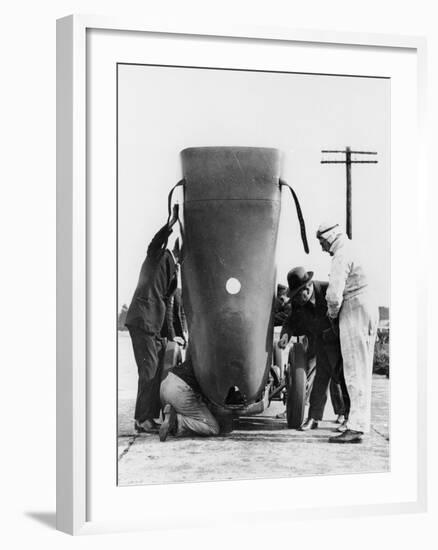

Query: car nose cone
[[181, 146, 282, 408]]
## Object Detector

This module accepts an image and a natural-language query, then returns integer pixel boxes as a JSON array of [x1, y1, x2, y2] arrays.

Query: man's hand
[[168, 204, 179, 228], [173, 336, 185, 347], [327, 314, 340, 337], [278, 333, 290, 349]]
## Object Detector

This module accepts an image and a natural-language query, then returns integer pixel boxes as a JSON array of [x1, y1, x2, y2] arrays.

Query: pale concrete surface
[[118, 331, 389, 486]]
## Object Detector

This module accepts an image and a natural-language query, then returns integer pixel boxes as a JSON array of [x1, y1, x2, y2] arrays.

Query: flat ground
[[118, 331, 389, 486]]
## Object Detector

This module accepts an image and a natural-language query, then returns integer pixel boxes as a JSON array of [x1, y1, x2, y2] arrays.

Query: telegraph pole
[[321, 147, 378, 239]]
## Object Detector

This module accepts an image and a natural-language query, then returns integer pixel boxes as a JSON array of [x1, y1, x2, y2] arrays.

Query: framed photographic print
[[57, 15, 427, 535]]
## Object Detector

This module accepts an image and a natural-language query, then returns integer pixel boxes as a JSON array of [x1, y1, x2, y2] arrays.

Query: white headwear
[[316, 222, 343, 245]]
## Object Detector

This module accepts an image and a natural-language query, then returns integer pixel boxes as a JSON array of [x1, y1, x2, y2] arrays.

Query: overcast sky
[[118, 64, 390, 308]]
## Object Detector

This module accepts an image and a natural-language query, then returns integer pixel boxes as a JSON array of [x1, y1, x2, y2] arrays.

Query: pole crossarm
[[321, 160, 378, 164], [321, 150, 378, 154], [320, 146, 379, 239]]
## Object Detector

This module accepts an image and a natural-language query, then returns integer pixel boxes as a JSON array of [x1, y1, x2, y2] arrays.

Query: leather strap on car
[[279, 179, 310, 254]]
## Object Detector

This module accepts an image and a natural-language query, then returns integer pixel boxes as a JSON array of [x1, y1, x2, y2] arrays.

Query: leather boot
[[135, 418, 160, 433], [329, 429, 363, 443], [336, 419, 349, 433], [299, 418, 318, 431], [159, 405, 178, 442]]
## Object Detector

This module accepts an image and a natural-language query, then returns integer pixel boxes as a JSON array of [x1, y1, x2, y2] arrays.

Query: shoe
[[336, 419, 349, 433], [159, 404, 178, 442], [299, 418, 318, 431], [335, 414, 345, 424], [275, 410, 287, 419], [134, 418, 160, 433], [328, 429, 363, 444]]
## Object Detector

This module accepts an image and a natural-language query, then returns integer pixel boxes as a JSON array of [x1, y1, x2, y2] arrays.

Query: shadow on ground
[[236, 416, 288, 431], [117, 375, 390, 486], [25, 512, 56, 530]]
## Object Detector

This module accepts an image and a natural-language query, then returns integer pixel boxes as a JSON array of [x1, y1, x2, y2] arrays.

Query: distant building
[[379, 306, 389, 321]]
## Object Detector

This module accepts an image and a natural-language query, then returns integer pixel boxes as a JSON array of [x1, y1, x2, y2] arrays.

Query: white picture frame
[[56, 15, 428, 535]]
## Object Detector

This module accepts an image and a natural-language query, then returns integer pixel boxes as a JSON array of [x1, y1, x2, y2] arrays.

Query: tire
[[286, 342, 307, 429]]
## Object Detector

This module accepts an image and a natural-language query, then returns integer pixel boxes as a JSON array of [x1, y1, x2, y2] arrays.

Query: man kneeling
[[159, 358, 220, 441]]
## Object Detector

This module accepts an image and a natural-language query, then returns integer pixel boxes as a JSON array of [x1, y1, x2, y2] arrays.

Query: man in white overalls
[[316, 222, 378, 444]]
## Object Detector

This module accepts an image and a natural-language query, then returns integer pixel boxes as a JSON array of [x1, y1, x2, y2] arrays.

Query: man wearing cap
[[125, 206, 180, 434], [316, 222, 378, 444], [278, 267, 350, 430]]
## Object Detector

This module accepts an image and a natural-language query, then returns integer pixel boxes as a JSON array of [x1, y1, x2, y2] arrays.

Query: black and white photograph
[[117, 63, 390, 486], [1, 0, 435, 542]]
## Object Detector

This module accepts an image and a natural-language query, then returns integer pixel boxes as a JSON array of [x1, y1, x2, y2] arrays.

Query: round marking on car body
[[226, 278, 241, 295]]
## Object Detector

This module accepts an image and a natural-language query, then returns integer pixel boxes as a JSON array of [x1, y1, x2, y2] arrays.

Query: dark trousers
[[329, 376, 350, 416], [128, 326, 165, 422], [308, 344, 350, 421]]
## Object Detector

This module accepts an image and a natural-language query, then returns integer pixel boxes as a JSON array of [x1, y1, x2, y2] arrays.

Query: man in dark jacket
[[161, 287, 188, 347], [278, 267, 350, 430], [125, 206, 180, 433]]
